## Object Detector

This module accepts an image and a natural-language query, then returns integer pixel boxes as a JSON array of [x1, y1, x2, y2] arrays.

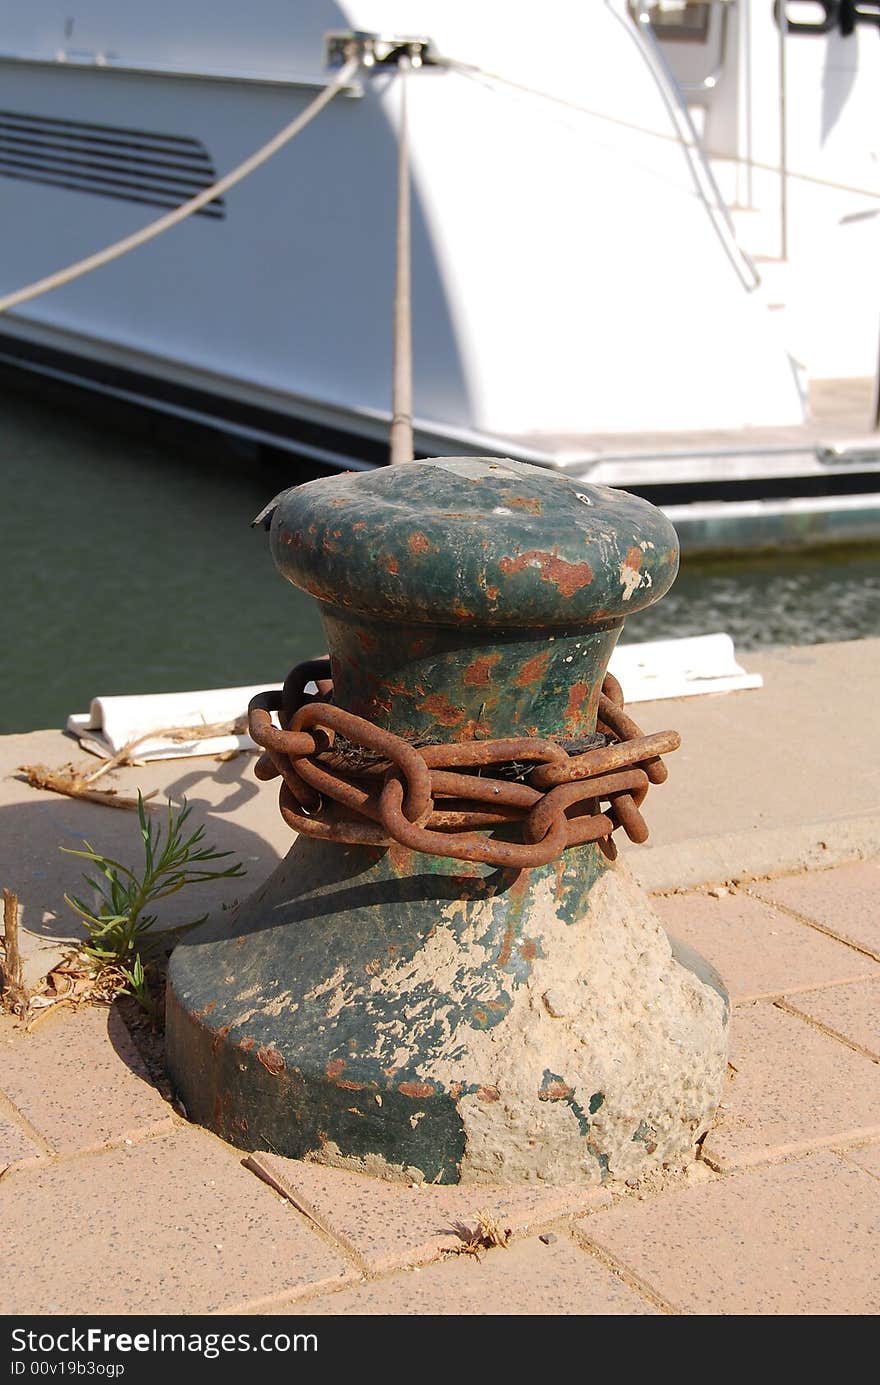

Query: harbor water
[[3, 373, 879, 736]]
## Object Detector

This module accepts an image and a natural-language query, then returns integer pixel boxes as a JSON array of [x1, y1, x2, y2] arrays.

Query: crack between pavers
[[212, 1273, 362, 1317], [242, 1156, 624, 1287], [0, 1117, 179, 1182], [743, 888, 880, 964], [700, 1128, 880, 1175], [222, 1216, 670, 1320], [731, 970, 880, 1005], [241, 1154, 370, 1275], [836, 1145, 880, 1185], [565, 1226, 680, 1315], [773, 996, 880, 1065], [0, 1083, 54, 1157]]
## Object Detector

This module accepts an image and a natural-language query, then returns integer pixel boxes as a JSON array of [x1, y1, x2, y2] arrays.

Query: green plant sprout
[[62, 793, 245, 1003], [118, 953, 156, 1019]]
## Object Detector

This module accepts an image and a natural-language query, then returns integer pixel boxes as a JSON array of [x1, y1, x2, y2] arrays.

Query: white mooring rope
[[389, 55, 414, 465], [0, 57, 361, 316]]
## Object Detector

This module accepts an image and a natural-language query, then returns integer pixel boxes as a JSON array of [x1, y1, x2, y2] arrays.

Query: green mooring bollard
[[166, 458, 728, 1185]]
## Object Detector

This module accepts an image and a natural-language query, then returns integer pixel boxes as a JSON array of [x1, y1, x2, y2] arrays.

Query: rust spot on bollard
[[565, 682, 590, 723], [417, 693, 466, 726], [620, 547, 644, 601], [257, 1046, 285, 1075], [463, 653, 501, 686], [539, 1079, 575, 1102], [501, 491, 543, 514], [398, 1081, 436, 1099], [495, 923, 514, 967], [408, 532, 431, 554], [514, 651, 552, 686], [499, 549, 593, 597]]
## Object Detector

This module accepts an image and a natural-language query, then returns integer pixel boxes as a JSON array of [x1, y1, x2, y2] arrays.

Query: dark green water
[[2, 374, 879, 735]]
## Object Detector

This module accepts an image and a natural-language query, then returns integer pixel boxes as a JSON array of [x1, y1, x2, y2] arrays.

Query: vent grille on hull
[[0, 110, 225, 217]]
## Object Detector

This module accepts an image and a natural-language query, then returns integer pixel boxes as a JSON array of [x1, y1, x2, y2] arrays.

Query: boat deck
[[490, 379, 880, 554], [513, 379, 879, 464]]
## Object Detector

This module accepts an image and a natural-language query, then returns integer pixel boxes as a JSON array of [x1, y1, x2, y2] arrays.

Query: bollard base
[[166, 840, 728, 1185]]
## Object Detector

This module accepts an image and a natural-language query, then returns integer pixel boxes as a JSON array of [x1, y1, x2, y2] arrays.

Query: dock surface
[[518, 378, 879, 460]]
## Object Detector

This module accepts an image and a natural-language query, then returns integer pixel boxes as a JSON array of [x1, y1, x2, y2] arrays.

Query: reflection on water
[[2, 378, 324, 736], [2, 374, 878, 734], [619, 544, 880, 651]]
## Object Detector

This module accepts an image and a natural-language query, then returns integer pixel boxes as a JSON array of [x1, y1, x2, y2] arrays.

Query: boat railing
[[624, 1, 761, 293]]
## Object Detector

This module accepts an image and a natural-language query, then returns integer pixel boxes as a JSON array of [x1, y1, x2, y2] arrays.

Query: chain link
[[248, 660, 679, 869]]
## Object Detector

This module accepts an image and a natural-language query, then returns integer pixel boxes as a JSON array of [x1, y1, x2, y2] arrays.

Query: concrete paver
[[701, 1002, 880, 1171], [784, 976, 880, 1059], [654, 889, 876, 1002], [751, 862, 880, 958], [274, 1234, 660, 1316], [247, 1152, 611, 1274], [0, 1005, 173, 1154], [1, 1127, 354, 1315], [579, 1152, 880, 1315]]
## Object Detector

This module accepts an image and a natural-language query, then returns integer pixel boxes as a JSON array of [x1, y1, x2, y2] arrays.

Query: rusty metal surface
[[248, 665, 679, 869]]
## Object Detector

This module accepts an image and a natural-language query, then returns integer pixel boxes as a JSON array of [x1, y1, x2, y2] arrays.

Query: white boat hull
[[0, 1, 877, 548], [0, 4, 806, 438]]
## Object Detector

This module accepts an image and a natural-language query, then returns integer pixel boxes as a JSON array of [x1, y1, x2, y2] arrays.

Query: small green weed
[[62, 793, 244, 1009]]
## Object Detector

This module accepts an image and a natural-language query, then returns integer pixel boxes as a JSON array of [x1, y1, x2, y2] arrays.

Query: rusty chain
[[248, 659, 680, 870]]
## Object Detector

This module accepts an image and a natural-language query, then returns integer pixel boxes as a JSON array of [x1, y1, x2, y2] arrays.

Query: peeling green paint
[[538, 1068, 594, 1137]]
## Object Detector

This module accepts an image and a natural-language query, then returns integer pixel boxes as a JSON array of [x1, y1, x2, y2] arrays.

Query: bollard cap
[[270, 458, 678, 628]]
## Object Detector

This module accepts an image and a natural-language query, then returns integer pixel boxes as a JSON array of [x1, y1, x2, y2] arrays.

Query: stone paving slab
[[784, 976, 880, 1059], [270, 1233, 660, 1316], [578, 1151, 880, 1315], [0, 1005, 173, 1155], [1, 1127, 354, 1315], [653, 889, 877, 1002], [751, 862, 880, 959], [701, 1002, 880, 1171], [246, 1151, 611, 1274]]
